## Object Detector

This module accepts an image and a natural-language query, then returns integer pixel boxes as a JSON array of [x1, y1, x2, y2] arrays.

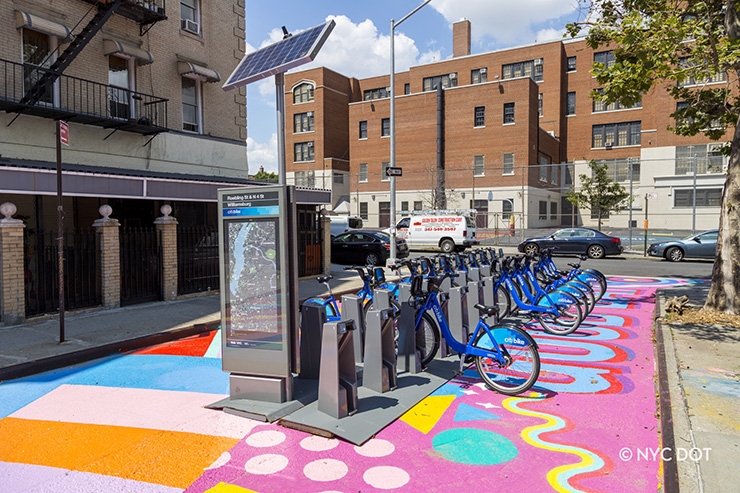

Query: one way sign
[[385, 167, 402, 177]]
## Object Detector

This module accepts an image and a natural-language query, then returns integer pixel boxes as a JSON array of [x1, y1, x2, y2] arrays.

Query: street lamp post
[[389, 0, 432, 262]]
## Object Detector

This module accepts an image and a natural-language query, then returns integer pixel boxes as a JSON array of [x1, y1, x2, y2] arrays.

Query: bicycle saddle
[[316, 275, 333, 283], [474, 303, 499, 317]]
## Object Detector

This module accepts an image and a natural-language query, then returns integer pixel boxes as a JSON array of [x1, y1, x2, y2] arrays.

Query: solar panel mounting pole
[[390, 0, 431, 263], [275, 72, 287, 185]]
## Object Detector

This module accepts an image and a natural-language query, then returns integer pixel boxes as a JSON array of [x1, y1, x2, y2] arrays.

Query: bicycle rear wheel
[[473, 326, 540, 395], [578, 270, 607, 301], [416, 312, 441, 367], [567, 280, 595, 314], [496, 283, 512, 320]]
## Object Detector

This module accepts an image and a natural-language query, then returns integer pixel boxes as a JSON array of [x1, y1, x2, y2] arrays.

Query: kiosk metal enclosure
[[219, 185, 299, 402]]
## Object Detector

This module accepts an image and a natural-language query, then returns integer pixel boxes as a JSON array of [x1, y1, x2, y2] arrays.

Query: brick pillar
[[321, 212, 331, 275], [155, 205, 178, 301], [93, 205, 121, 309], [0, 202, 26, 326]]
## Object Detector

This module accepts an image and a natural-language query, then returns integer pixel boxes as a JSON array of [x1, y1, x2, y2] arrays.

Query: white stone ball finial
[[99, 204, 112, 218], [1, 202, 17, 219], [161, 204, 172, 217]]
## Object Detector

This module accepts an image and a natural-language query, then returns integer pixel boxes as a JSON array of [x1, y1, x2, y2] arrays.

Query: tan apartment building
[[284, 20, 729, 232], [0, 0, 251, 319]]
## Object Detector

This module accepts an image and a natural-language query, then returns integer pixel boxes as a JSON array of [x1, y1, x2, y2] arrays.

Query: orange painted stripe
[[0, 417, 238, 489]]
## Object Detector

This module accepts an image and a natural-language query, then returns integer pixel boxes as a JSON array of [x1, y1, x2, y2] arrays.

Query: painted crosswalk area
[[0, 277, 701, 492]]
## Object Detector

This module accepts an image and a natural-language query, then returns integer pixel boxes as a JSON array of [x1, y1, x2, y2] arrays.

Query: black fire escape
[[1, 0, 168, 135]]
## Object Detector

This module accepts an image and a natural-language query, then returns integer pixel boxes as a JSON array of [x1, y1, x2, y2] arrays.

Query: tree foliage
[[252, 170, 278, 183], [568, 0, 740, 314], [567, 160, 631, 231]]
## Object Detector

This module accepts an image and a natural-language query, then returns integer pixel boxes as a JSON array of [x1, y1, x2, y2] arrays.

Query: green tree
[[567, 0, 740, 314], [252, 170, 278, 183], [567, 160, 631, 231]]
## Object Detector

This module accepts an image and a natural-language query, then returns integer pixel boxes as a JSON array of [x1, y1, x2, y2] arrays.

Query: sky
[[241, 0, 589, 174]]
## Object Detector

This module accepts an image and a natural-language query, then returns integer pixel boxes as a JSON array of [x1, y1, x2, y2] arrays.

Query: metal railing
[[120, 227, 162, 306], [0, 58, 168, 133]]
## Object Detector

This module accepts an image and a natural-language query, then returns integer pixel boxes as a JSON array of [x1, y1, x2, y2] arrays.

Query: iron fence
[[119, 227, 161, 306], [178, 226, 219, 295], [297, 206, 323, 277], [24, 228, 99, 317]]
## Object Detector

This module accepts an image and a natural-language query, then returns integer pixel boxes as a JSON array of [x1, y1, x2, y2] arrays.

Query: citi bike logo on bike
[[503, 332, 526, 346]]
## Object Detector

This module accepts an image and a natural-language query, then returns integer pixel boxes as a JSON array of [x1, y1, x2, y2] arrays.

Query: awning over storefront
[[103, 38, 154, 65], [15, 10, 71, 40], [178, 61, 220, 83]]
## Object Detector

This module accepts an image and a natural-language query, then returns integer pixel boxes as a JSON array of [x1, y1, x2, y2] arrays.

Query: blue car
[[648, 230, 718, 261], [518, 227, 623, 259]]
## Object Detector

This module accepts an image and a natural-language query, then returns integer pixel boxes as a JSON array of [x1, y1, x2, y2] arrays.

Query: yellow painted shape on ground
[[205, 483, 259, 493], [399, 395, 456, 434], [0, 417, 238, 489]]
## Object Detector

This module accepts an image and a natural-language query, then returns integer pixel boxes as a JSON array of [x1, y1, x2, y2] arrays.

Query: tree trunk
[[704, 112, 740, 314]]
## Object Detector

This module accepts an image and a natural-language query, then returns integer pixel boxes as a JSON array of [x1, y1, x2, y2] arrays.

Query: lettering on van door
[[420, 217, 461, 232]]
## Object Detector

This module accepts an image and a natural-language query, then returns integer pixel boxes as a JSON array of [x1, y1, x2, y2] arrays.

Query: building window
[[359, 202, 368, 220], [503, 102, 515, 124], [551, 163, 559, 185], [550, 202, 558, 220], [538, 93, 543, 117], [594, 158, 641, 182], [567, 56, 576, 72], [294, 112, 314, 133], [423, 73, 457, 91], [539, 155, 550, 182], [502, 199, 513, 220], [364, 87, 390, 100], [293, 82, 314, 103], [333, 173, 344, 184], [677, 57, 726, 87], [592, 121, 641, 148], [676, 102, 722, 130], [294, 170, 315, 188], [23, 29, 58, 106], [675, 145, 725, 175], [359, 120, 368, 139], [593, 89, 642, 112], [381, 118, 390, 137], [566, 92, 576, 115], [539, 201, 547, 220], [111, 56, 135, 120], [474, 106, 485, 127], [181, 76, 201, 132], [180, 0, 200, 33], [404, 83, 410, 94], [414, 201, 423, 211], [593, 50, 616, 71], [471, 68, 488, 84], [294, 142, 314, 162], [674, 188, 722, 208], [381, 161, 390, 181], [401, 201, 409, 213], [502, 59, 543, 82], [503, 153, 515, 175], [359, 163, 368, 182], [474, 155, 485, 176]]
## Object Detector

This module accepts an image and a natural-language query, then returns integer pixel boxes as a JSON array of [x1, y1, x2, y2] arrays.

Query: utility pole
[[628, 157, 633, 249], [56, 121, 65, 343]]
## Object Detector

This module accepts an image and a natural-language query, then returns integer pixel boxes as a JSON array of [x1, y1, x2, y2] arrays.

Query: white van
[[329, 215, 363, 238], [394, 212, 478, 253]]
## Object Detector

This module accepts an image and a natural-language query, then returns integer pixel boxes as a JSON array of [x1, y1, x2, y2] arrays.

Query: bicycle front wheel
[[473, 326, 540, 395], [417, 311, 441, 367], [536, 289, 583, 335], [496, 283, 512, 320]]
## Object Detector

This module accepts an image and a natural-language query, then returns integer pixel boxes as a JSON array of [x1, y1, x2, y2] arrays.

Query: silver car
[[648, 230, 718, 261]]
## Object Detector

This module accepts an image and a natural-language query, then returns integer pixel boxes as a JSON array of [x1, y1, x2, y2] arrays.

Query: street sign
[[647, 193, 657, 200], [59, 121, 69, 146], [385, 167, 402, 177]]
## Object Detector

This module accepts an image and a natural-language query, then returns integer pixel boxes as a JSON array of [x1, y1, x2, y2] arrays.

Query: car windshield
[[375, 233, 390, 242]]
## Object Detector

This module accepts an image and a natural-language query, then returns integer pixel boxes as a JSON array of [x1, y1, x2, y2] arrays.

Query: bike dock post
[[447, 285, 469, 353], [341, 294, 365, 363], [466, 279, 482, 341], [397, 283, 421, 374], [467, 266, 481, 282], [480, 264, 492, 278], [372, 288, 392, 311], [481, 277, 496, 326], [456, 270, 468, 285], [299, 301, 326, 379], [318, 320, 359, 419], [363, 308, 397, 393]]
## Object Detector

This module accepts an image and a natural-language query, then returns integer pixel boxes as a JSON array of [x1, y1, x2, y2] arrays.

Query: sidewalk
[[655, 284, 740, 493]]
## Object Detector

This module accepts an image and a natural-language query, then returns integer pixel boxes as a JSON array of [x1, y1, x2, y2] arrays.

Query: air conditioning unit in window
[[449, 73, 457, 79], [604, 141, 613, 148], [480, 68, 487, 74], [181, 19, 200, 35], [307, 111, 313, 117], [307, 142, 313, 147], [534, 58, 543, 65]]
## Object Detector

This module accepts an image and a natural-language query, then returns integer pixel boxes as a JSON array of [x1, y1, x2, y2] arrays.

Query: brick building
[[284, 19, 728, 231]]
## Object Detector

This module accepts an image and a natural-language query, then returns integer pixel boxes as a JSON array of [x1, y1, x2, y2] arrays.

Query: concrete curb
[[0, 319, 219, 383], [654, 288, 702, 493]]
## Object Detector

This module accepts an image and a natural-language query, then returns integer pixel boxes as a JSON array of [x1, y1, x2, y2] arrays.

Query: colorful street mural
[[0, 277, 702, 492]]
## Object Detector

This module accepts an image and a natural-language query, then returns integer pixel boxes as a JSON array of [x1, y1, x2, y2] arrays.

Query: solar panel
[[223, 20, 336, 90]]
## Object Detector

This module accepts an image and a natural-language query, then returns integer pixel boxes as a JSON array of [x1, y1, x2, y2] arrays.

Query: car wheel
[[587, 244, 605, 259], [666, 247, 684, 262], [440, 239, 455, 253], [524, 243, 539, 255], [365, 252, 380, 266]]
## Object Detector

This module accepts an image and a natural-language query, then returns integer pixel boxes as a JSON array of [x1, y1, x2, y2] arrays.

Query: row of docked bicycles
[[308, 247, 607, 396]]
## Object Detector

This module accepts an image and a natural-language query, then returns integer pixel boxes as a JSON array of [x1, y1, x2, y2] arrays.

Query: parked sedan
[[648, 229, 718, 261], [518, 228, 623, 259], [331, 230, 409, 266]]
